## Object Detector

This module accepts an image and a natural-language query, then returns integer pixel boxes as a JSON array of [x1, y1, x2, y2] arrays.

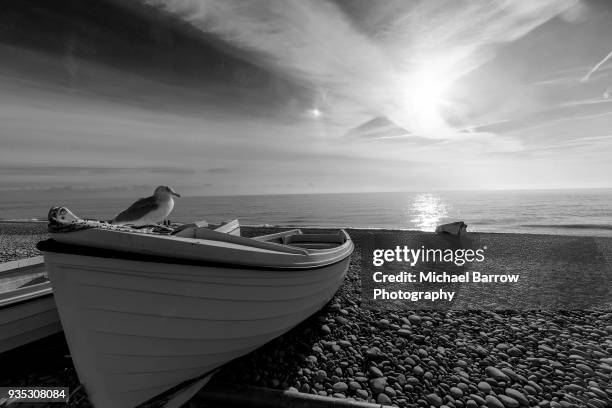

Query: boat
[[435, 221, 468, 236], [0, 256, 62, 354], [37, 207, 354, 408]]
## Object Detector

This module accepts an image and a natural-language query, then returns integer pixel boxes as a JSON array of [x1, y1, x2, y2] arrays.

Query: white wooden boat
[[0, 256, 61, 354], [37, 207, 354, 408]]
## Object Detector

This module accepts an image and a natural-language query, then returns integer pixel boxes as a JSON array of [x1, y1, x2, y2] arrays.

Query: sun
[[391, 61, 456, 138], [406, 67, 452, 132], [308, 108, 322, 118], [410, 68, 448, 112]]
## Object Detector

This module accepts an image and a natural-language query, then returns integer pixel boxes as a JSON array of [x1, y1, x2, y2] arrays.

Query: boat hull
[[0, 292, 61, 354], [0, 257, 61, 354], [44, 251, 351, 408]]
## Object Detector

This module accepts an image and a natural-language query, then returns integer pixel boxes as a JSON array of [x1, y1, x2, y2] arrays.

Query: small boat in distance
[[38, 207, 354, 408], [435, 221, 468, 236], [0, 256, 61, 354]]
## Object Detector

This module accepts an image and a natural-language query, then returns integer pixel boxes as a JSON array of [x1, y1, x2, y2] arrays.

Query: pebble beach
[[1, 222, 611, 408]]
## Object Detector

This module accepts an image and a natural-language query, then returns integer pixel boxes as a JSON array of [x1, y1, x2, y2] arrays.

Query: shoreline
[[1, 219, 611, 238], [1, 222, 611, 407]]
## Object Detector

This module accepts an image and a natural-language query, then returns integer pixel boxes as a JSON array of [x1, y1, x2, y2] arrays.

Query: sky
[[1, 0, 611, 198]]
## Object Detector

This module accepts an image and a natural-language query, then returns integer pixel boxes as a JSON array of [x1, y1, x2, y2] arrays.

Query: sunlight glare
[[309, 108, 322, 118], [408, 193, 449, 231], [395, 58, 456, 136]]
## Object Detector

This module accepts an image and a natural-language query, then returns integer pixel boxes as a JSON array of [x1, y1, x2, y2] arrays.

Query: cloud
[[0, 166, 194, 176], [581, 49, 612, 82], [206, 167, 231, 174], [142, 0, 578, 139]]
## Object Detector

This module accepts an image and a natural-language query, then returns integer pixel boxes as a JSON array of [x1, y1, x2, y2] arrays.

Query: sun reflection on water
[[409, 193, 449, 231]]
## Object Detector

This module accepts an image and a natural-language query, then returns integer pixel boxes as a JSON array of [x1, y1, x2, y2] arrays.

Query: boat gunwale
[[37, 235, 354, 271], [0, 287, 53, 310]]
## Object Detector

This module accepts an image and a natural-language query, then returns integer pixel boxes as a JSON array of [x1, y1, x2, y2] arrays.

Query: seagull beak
[[170, 189, 181, 197]]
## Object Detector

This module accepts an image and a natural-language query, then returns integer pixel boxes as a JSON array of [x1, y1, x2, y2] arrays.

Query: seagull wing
[[112, 195, 160, 223]]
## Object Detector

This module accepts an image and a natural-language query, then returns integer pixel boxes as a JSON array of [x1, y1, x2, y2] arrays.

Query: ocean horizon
[[1, 189, 611, 237]]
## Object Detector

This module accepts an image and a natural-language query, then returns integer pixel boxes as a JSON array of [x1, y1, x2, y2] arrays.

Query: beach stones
[[408, 314, 422, 325], [8, 227, 612, 408], [505, 388, 529, 406], [485, 395, 505, 408], [365, 347, 384, 360], [355, 389, 369, 399], [329, 303, 341, 312], [314, 369, 327, 382], [486, 366, 511, 382], [575, 363, 593, 374], [498, 395, 520, 408], [332, 382, 348, 393], [398, 329, 412, 338], [348, 381, 361, 391], [370, 377, 387, 394], [427, 393, 444, 407], [501, 367, 524, 383], [471, 394, 486, 406], [377, 393, 392, 404], [466, 400, 479, 408], [478, 381, 493, 393], [369, 366, 384, 378]]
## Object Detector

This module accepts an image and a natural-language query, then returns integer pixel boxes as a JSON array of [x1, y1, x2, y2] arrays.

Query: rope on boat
[[47, 207, 173, 234]]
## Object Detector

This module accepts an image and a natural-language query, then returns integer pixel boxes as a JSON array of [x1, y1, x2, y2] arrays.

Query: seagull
[[112, 185, 180, 226]]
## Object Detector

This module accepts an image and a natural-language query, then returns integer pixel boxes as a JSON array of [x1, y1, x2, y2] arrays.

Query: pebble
[[335, 316, 349, 325], [408, 314, 422, 324], [478, 381, 492, 393], [314, 370, 327, 382], [365, 347, 384, 360], [538, 345, 556, 354], [397, 329, 412, 338], [501, 367, 524, 383], [370, 377, 387, 394], [377, 393, 392, 404], [355, 389, 369, 399], [369, 366, 383, 378], [485, 395, 505, 408], [486, 366, 511, 382], [333, 382, 348, 393], [470, 394, 486, 406], [427, 393, 443, 407], [348, 381, 361, 391], [504, 388, 529, 406], [498, 395, 520, 408]]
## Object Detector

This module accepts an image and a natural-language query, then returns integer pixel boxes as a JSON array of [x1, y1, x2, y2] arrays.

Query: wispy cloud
[[581, 49, 612, 82], [142, 0, 577, 140], [0, 166, 194, 176]]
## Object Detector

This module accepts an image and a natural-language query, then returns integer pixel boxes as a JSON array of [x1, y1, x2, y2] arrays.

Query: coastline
[[0, 222, 611, 408]]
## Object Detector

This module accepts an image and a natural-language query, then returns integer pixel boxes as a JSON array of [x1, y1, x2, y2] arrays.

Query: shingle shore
[[0, 222, 610, 408]]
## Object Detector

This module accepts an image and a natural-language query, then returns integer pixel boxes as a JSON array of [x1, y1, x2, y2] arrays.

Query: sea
[[1, 189, 611, 237]]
